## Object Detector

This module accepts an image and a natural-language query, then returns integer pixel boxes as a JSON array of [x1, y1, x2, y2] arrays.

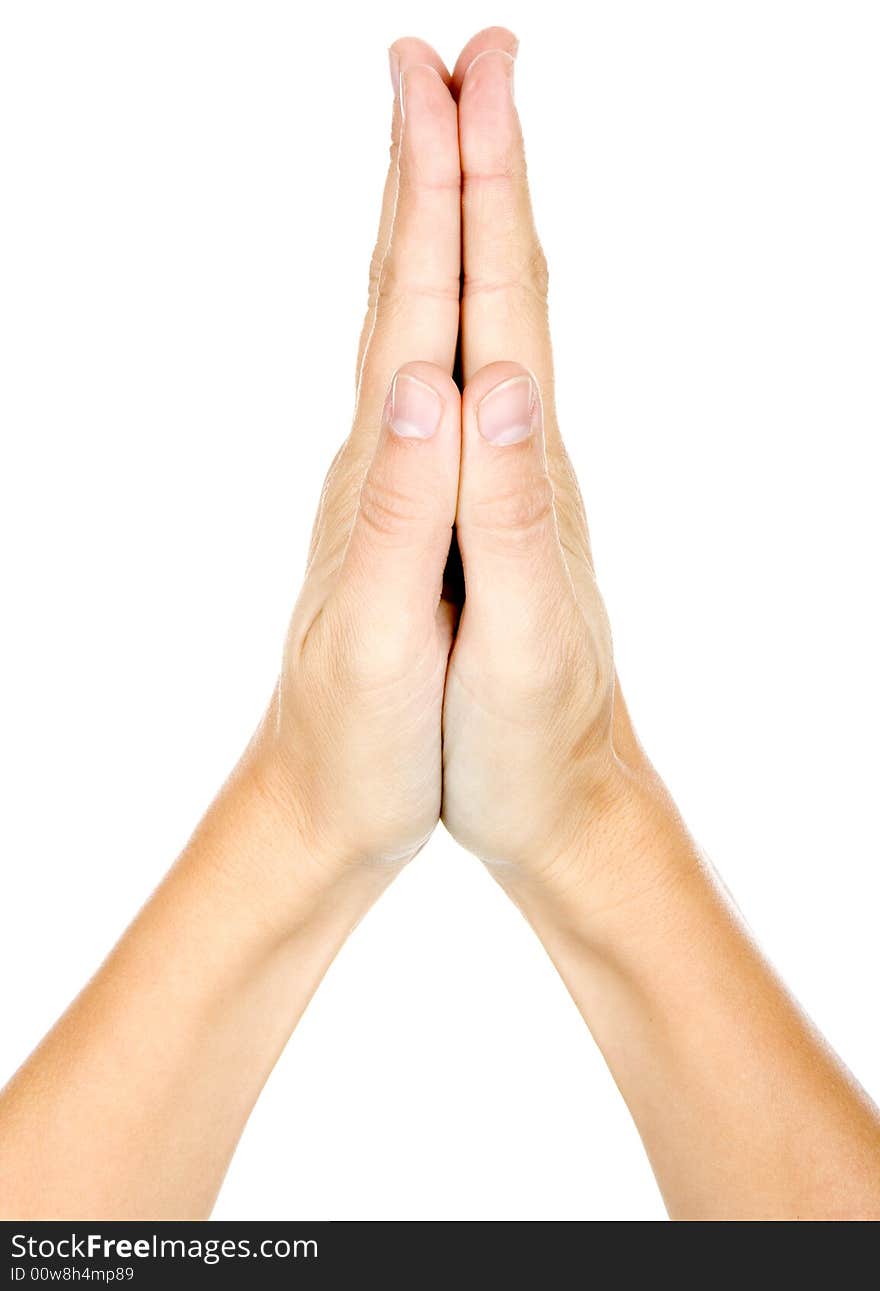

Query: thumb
[[336, 361, 461, 642], [457, 361, 574, 652]]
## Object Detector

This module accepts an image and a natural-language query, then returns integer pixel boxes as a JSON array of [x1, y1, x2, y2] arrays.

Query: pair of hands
[[259, 29, 641, 902], [5, 25, 880, 1228]]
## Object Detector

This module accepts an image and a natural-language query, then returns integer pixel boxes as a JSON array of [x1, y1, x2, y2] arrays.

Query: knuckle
[[375, 259, 460, 307], [526, 241, 550, 301], [460, 238, 549, 305], [356, 627, 417, 689], [341, 601, 429, 692], [374, 265, 407, 311], [470, 474, 556, 545], [302, 597, 417, 695], [514, 597, 613, 725], [309, 441, 368, 561], [462, 161, 526, 200], [357, 473, 421, 540], [367, 243, 386, 304]]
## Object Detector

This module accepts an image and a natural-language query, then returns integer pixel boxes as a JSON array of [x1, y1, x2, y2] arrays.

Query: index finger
[[456, 39, 555, 423], [354, 52, 461, 442], [354, 38, 452, 385], [455, 32, 592, 564]]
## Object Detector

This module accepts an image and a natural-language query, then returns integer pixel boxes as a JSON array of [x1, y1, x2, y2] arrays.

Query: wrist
[[182, 724, 401, 952], [491, 757, 707, 966]]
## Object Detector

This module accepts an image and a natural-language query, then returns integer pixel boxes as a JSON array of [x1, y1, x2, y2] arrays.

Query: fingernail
[[476, 374, 538, 445], [388, 48, 401, 97], [503, 50, 517, 102], [388, 372, 443, 439], [465, 48, 516, 102]]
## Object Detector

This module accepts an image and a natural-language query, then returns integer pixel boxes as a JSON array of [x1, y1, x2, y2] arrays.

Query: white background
[[1, 2, 878, 1220]]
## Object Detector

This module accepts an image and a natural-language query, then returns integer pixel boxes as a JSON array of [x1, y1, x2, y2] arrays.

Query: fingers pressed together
[[313, 27, 591, 656]]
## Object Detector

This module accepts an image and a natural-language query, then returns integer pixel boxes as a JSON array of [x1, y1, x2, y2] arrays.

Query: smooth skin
[[1, 27, 879, 1221]]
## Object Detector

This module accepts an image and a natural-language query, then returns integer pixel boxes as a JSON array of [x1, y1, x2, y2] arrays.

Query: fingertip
[[457, 49, 519, 171], [451, 27, 519, 97], [475, 374, 540, 447], [460, 45, 517, 83], [379, 364, 461, 479], [463, 363, 544, 455], [458, 46, 516, 106], [400, 62, 456, 122], [463, 361, 536, 418], [388, 36, 452, 88], [387, 360, 461, 430], [385, 371, 443, 440], [397, 64, 459, 192]]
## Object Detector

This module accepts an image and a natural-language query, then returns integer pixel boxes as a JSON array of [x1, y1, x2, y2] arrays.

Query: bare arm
[[0, 37, 463, 1220], [443, 27, 880, 1220], [0, 752, 393, 1219], [499, 748, 880, 1219]]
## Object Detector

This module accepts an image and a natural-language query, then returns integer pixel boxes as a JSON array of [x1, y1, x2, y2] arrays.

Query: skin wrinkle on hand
[[0, 25, 878, 1225]]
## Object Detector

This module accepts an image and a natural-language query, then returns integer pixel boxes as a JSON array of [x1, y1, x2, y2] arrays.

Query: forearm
[[0, 733, 395, 1220], [0, 42, 463, 1220], [496, 764, 880, 1220]]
